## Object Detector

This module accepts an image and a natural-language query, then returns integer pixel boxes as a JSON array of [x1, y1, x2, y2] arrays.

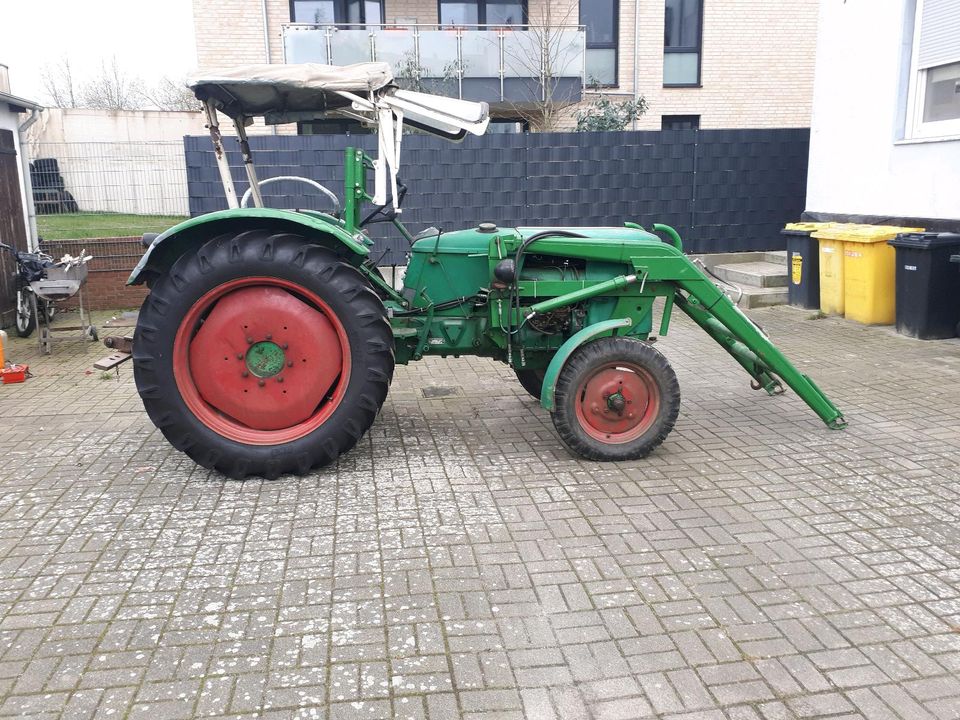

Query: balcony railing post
[[369, 27, 376, 61], [499, 29, 505, 103], [413, 25, 421, 89], [324, 26, 333, 65], [456, 28, 463, 100]]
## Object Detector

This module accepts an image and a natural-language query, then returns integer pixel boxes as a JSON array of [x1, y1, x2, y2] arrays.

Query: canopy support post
[[204, 99, 239, 209], [234, 118, 263, 208]]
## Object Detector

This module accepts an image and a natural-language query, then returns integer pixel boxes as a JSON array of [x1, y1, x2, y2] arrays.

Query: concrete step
[[712, 260, 788, 288], [764, 251, 788, 267], [690, 251, 766, 269], [734, 285, 789, 309]]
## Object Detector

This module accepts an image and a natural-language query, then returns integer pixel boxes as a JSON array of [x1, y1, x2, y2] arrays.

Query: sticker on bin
[[904, 265, 917, 271], [791, 255, 802, 285]]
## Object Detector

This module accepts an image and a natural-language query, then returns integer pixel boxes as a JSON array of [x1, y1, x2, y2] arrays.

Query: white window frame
[[905, 0, 960, 140]]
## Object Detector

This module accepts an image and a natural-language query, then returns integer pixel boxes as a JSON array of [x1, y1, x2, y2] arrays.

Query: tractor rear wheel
[[133, 230, 394, 479], [515, 368, 546, 400], [552, 337, 680, 461]]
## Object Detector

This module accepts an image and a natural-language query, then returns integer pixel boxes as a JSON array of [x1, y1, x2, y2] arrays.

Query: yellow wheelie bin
[[812, 224, 854, 315], [813, 224, 924, 324]]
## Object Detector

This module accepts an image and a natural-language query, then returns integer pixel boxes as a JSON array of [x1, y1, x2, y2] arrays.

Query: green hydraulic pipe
[[525, 274, 637, 319], [676, 293, 780, 393], [653, 223, 683, 252]]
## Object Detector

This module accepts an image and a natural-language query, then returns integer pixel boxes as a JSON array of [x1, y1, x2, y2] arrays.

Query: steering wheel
[[240, 176, 341, 217]]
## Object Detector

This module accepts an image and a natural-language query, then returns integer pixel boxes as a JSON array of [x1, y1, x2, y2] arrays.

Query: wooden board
[[93, 352, 132, 370]]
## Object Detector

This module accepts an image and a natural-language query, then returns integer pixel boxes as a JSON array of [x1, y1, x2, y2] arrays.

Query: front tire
[[552, 337, 680, 461], [15, 289, 36, 337], [133, 230, 395, 479]]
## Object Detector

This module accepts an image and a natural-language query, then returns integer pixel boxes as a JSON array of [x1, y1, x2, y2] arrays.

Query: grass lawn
[[37, 213, 188, 240]]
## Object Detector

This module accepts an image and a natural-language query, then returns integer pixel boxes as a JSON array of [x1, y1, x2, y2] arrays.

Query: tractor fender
[[127, 208, 371, 285], [540, 317, 634, 411]]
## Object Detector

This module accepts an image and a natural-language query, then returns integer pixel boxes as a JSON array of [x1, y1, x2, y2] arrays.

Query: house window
[[581, 0, 618, 87], [663, 0, 701, 87], [906, 0, 960, 139], [439, 1, 526, 26], [661, 114, 699, 130], [290, 0, 383, 25]]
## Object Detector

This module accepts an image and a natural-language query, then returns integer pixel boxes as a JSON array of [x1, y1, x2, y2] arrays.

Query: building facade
[[192, 0, 820, 131], [805, 0, 960, 225]]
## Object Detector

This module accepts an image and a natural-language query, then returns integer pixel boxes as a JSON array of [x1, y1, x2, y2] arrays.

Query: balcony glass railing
[[283, 23, 585, 104]]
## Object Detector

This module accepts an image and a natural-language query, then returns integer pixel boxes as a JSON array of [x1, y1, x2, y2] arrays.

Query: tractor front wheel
[[133, 230, 395, 479], [552, 337, 680, 461]]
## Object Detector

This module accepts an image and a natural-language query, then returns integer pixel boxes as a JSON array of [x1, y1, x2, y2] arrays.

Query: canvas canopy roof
[[188, 62, 394, 122]]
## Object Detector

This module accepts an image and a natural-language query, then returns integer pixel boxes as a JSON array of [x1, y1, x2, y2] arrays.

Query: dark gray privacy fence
[[184, 128, 809, 265]]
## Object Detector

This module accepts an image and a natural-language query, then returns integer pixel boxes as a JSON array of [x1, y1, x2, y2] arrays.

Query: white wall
[[27, 107, 206, 145], [806, 0, 960, 221], [24, 108, 205, 216]]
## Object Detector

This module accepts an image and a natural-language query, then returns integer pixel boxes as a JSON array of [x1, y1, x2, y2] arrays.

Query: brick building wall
[[191, 0, 819, 130]]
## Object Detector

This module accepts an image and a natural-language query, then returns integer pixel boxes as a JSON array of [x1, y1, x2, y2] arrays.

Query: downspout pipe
[[17, 106, 41, 251], [632, 0, 640, 131], [262, 0, 278, 135]]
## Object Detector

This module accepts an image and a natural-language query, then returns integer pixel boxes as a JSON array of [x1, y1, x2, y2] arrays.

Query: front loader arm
[[673, 273, 846, 429]]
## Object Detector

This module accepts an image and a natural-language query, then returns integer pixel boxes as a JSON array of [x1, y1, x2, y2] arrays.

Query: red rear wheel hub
[[574, 362, 660, 444], [173, 277, 350, 445]]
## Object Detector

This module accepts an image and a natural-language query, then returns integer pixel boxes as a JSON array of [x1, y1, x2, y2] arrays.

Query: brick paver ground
[[1, 306, 959, 719]]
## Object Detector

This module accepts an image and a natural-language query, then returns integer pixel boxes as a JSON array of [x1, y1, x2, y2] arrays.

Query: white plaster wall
[[806, 0, 960, 221], [24, 109, 204, 216], [26, 108, 206, 145]]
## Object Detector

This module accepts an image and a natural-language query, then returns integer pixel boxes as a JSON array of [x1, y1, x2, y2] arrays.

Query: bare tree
[[41, 56, 78, 108], [501, 3, 583, 131], [79, 58, 146, 111], [142, 77, 200, 112]]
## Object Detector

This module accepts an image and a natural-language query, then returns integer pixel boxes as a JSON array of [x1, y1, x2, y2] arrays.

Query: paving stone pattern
[[1, 306, 959, 719]]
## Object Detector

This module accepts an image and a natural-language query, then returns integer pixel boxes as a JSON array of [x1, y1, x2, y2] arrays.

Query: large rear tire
[[133, 230, 395, 479], [552, 337, 680, 461]]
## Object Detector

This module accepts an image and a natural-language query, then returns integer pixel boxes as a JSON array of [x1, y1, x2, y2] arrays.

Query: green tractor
[[128, 63, 845, 479]]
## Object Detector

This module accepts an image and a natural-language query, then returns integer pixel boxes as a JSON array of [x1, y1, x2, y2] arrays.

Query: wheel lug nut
[[246, 337, 253, 344], [281, 343, 288, 350], [258, 379, 265, 387], [277, 376, 284, 383], [241, 371, 249, 378], [266, 334, 272, 340], [236, 353, 243, 360], [287, 360, 294, 367]]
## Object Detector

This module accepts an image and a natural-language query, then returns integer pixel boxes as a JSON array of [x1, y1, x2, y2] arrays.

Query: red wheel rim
[[574, 362, 660, 444], [172, 276, 350, 445]]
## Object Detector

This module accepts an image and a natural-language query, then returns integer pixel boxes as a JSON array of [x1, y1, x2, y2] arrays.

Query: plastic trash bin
[[812, 227, 849, 316], [888, 232, 960, 339], [842, 226, 923, 325], [953, 254, 960, 336], [812, 224, 924, 324], [782, 222, 835, 309]]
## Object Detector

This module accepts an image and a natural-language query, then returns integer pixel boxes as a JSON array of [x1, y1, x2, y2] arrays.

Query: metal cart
[[30, 261, 97, 355]]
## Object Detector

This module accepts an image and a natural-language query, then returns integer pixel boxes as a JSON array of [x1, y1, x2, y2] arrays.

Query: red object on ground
[[1, 364, 29, 384], [173, 278, 350, 445]]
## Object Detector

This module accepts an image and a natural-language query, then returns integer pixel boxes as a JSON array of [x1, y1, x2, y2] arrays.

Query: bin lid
[[781, 221, 837, 236], [812, 224, 925, 243], [888, 231, 960, 249]]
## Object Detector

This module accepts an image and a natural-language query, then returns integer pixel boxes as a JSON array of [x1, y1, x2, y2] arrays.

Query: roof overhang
[[0, 91, 42, 114]]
